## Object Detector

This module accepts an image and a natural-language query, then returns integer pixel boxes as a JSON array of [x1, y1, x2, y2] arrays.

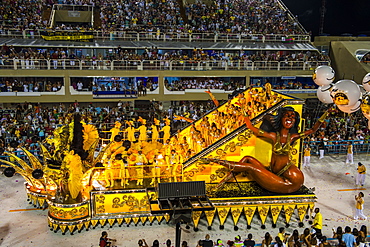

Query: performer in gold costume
[[136, 117, 147, 142], [169, 149, 180, 182], [161, 118, 171, 143], [135, 150, 147, 186], [109, 121, 122, 142], [151, 118, 160, 143], [124, 121, 136, 142]]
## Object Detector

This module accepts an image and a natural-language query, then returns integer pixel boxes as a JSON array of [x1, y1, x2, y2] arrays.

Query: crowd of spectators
[[1, 88, 369, 158], [70, 77, 159, 93], [130, 224, 367, 247], [0, 0, 307, 36], [0, 77, 64, 92], [303, 103, 370, 154], [0, 100, 215, 155], [252, 79, 317, 90], [0, 44, 330, 71], [165, 77, 245, 91]]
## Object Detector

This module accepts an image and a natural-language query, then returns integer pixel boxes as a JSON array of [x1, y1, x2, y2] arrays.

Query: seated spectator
[[243, 234, 255, 247]]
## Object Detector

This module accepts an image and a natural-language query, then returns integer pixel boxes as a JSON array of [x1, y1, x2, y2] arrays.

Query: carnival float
[[2, 66, 369, 235]]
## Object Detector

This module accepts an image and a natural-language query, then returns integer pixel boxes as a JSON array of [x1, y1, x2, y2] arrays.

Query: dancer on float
[[202, 106, 331, 194]]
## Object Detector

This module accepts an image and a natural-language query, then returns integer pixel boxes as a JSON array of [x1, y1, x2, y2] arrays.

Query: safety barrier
[[0, 59, 330, 71], [304, 140, 370, 155]]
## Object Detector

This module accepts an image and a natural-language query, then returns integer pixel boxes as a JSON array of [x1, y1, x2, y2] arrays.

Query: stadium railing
[[0, 59, 330, 71], [0, 29, 311, 43], [304, 140, 370, 155]]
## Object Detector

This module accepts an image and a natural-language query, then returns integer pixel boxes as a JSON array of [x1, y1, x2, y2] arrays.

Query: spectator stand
[[69, 76, 159, 98], [164, 77, 245, 94]]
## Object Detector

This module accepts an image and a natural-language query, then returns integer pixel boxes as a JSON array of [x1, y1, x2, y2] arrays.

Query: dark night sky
[[282, 0, 370, 37]]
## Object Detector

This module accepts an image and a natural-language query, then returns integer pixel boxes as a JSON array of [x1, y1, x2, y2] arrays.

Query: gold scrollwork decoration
[[285, 206, 294, 216], [215, 168, 228, 178], [139, 196, 150, 210], [271, 207, 280, 217], [192, 211, 202, 218], [259, 207, 269, 217], [297, 206, 306, 216], [232, 208, 241, 218], [96, 195, 105, 204], [112, 197, 126, 208], [216, 149, 226, 157], [244, 207, 254, 217], [97, 205, 105, 213], [218, 208, 228, 218]]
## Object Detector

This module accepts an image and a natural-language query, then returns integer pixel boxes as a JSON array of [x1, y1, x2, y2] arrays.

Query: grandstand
[[1, 0, 370, 246], [0, 0, 368, 113], [0, 0, 336, 105]]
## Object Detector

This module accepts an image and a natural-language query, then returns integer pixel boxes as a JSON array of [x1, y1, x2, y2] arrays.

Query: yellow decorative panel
[[49, 203, 89, 221], [284, 205, 295, 223], [92, 191, 151, 217], [270, 205, 283, 224], [244, 206, 257, 225], [231, 207, 243, 225]]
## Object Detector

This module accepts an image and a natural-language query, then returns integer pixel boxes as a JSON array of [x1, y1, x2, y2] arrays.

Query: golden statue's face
[[333, 93, 349, 105]]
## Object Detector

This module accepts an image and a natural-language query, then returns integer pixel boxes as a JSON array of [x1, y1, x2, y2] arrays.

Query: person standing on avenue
[[354, 192, 367, 220], [318, 141, 325, 159], [303, 145, 311, 168], [311, 208, 323, 238], [346, 143, 354, 165], [356, 162, 366, 187]]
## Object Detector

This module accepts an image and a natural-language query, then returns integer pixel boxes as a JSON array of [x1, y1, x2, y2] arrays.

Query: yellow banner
[[217, 207, 230, 226], [164, 214, 171, 223], [99, 219, 107, 226], [77, 223, 84, 231], [258, 205, 270, 224], [132, 217, 140, 225], [38, 198, 45, 207], [68, 225, 75, 233], [108, 218, 115, 226], [59, 225, 67, 234], [244, 206, 257, 225], [192, 211, 202, 228], [91, 219, 99, 227], [117, 218, 124, 226], [205, 209, 216, 226], [140, 217, 147, 224], [124, 218, 131, 224], [53, 223, 59, 231], [297, 204, 308, 222], [31, 195, 36, 205], [156, 215, 163, 223], [231, 207, 243, 225], [270, 205, 283, 224], [84, 221, 90, 229], [284, 205, 295, 223], [148, 216, 155, 223]]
